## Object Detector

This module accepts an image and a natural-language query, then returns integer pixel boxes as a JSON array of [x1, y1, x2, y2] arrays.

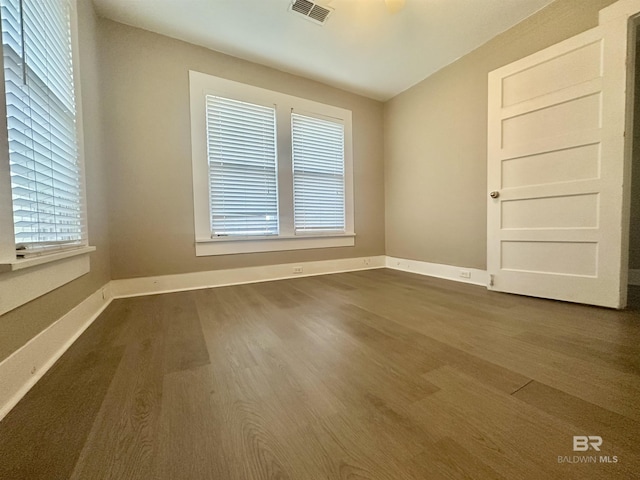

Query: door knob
[[490, 191, 500, 199]]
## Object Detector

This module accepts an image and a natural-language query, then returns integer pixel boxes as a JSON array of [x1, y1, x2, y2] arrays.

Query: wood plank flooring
[[1, 269, 639, 479]]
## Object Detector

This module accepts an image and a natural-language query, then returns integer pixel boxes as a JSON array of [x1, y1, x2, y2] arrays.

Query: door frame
[[623, 11, 640, 301], [606, 0, 640, 307]]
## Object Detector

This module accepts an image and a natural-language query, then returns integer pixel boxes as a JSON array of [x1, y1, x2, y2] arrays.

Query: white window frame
[[0, 0, 94, 315], [189, 71, 355, 256]]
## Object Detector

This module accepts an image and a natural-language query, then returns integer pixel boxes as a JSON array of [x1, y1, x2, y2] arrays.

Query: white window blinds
[[291, 112, 345, 233], [1, 0, 83, 253], [206, 95, 278, 236]]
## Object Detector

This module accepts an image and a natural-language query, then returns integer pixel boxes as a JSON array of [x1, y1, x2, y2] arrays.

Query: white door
[[487, 2, 637, 309]]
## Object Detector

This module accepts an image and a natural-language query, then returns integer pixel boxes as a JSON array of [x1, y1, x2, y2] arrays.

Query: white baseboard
[[629, 269, 640, 286], [111, 255, 387, 298], [386, 256, 488, 286], [0, 284, 113, 422]]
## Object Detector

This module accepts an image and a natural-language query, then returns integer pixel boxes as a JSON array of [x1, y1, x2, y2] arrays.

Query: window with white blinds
[[1, 0, 84, 255], [292, 113, 345, 233], [190, 71, 354, 256], [206, 95, 278, 236]]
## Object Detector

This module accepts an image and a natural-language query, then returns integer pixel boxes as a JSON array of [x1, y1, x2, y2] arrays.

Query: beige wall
[[384, 0, 617, 270], [0, 0, 111, 362], [100, 20, 385, 280]]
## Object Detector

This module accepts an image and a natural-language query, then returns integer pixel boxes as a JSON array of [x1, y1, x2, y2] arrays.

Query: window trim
[[0, 0, 93, 314], [189, 71, 355, 256]]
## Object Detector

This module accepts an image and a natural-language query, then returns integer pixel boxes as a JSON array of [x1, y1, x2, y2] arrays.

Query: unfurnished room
[[0, 0, 639, 478]]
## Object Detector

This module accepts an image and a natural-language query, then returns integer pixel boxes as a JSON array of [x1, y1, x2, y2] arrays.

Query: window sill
[[0, 246, 95, 316], [0, 246, 96, 273], [195, 233, 355, 256]]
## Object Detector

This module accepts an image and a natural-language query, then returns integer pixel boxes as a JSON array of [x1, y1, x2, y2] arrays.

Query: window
[[291, 112, 345, 233], [190, 71, 354, 256], [206, 95, 279, 236], [0, 0, 93, 315], [0, 0, 86, 258]]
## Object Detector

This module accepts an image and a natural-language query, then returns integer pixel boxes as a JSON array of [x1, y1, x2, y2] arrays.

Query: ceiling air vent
[[290, 0, 333, 25]]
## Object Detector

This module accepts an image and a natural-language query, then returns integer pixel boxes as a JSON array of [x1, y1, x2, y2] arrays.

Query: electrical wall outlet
[[293, 266, 303, 274], [459, 270, 471, 279]]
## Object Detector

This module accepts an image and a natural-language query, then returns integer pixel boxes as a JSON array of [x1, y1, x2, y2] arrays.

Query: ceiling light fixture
[[384, 0, 405, 14]]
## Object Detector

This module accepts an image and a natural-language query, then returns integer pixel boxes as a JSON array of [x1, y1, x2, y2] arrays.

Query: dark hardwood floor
[[1, 269, 639, 479]]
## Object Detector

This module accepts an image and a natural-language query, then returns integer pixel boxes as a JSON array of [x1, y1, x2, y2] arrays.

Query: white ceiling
[[92, 0, 555, 101]]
